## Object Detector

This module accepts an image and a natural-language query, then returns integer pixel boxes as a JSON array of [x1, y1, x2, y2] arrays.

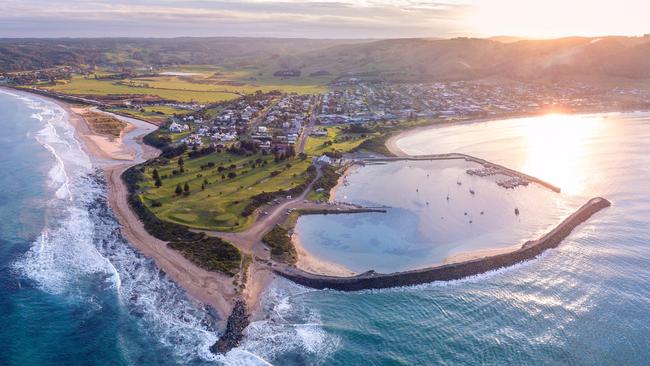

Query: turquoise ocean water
[[2, 89, 650, 365]]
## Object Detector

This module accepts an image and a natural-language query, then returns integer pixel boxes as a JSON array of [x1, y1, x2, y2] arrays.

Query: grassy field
[[45, 67, 328, 103], [47, 76, 241, 103], [139, 150, 312, 231], [304, 126, 376, 156], [107, 105, 192, 124]]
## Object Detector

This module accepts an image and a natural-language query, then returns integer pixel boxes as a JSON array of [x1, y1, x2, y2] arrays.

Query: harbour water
[[3, 89, 650, 365], [295, 158, 575, 273], [253, 112, 650, 364]]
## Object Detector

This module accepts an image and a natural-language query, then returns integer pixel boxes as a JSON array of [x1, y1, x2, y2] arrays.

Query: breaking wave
[[222, 280, 341, 365], [11, 94, 222, 364], [9, 91, 337, 365]]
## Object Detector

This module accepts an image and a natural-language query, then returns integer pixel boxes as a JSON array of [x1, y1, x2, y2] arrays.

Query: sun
[[518, 114, 604, 196]]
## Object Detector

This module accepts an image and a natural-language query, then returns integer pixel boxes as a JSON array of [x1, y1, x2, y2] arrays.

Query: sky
[[0, 0, 648, 39]]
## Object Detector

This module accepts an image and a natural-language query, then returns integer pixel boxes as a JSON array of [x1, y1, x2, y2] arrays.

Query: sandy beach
[[442, 245, 521, 265], [34, 91, 241, 319], [292, 231, 356, 276]]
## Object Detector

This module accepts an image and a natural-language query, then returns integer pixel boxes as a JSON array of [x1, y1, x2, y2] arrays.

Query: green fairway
[[139, 151, 312, 231], [107, 105, 192, 124], [304, 126, 375, 156]]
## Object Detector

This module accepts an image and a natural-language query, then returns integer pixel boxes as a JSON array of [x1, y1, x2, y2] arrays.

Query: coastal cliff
[[273, 197, 611, 291]]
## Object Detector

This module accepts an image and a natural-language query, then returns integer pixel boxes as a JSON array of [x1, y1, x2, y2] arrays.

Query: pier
[[272, 197, 610, 291], [358, 153, 561, 193]]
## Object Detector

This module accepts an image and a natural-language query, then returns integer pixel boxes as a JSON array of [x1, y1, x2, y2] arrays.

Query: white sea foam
[[9, 92, 222, 363], [223, 280, 340, 365], [8, 90, 337, 365]]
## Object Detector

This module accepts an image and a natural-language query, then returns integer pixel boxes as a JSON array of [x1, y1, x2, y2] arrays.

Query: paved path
[[203, 165, 323, 258]]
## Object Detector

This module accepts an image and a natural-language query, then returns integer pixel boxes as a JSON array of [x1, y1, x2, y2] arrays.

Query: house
[[169, 121, 189, 133], [311, 129, 328, 137], [315, 155, 334, 165]]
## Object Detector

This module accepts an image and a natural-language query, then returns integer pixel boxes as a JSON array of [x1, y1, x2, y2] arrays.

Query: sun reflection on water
[[519, 114, 605, 196]]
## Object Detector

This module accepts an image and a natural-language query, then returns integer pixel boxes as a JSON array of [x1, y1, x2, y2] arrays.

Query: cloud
[[0, 0, 473, 38]]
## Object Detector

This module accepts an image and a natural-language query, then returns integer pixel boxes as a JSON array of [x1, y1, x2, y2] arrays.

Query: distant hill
[[0, 38, 369, 72], [281, 36, 650, 83], [3, 36, 650, 85]]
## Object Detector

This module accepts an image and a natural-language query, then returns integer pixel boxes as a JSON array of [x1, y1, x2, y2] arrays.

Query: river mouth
[[295, 159, 576, 273]]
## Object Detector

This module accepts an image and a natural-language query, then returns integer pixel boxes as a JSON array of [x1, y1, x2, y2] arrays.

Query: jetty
[[358, 153, 561, 193], [272, 197, 610, 291]]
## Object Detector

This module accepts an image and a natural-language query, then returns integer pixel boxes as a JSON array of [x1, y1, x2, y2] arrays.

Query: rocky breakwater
[[210, 298, 250, 354], [273, 197, 611, 291]]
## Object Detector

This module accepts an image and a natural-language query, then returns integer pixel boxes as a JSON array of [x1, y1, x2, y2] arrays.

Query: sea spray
[[10, 93, 223, 364], [5, 89, 339, 365], [223, 279, 341, 365]]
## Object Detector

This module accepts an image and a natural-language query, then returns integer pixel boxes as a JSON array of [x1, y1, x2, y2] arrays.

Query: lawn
[[304, 125, 376, 156], [107, 105, 192, 124], [45, 68, 328, 104], [47, 76, 241, 103], [139, 150, 312, 231]]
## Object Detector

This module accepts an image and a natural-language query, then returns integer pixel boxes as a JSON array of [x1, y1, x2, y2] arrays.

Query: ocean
[[2, 90, 650, 365]]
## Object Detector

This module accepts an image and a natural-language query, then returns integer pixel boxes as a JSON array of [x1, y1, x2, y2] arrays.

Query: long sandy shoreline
[[4, 87, 240, 320]]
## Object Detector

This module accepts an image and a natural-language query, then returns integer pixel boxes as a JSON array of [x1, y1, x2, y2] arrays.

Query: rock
[[210, 299, 250, 355]]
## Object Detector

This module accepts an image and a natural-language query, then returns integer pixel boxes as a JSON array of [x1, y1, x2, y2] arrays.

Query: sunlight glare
[[519, 114, 604, 196]]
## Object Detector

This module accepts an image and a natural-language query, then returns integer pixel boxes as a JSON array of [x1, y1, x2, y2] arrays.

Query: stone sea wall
[[273, 197, 610, 291], [361, 153, 562, 193]]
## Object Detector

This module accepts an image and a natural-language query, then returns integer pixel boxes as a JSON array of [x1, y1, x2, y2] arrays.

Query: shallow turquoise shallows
[[2, 88, 650, 365]]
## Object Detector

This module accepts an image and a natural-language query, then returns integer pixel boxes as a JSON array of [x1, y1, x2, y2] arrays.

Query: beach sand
[[292, 232, 356, 277], [67, 105, 136, 161], [41, 94, 240, 319], [442, 245, 521, 265]]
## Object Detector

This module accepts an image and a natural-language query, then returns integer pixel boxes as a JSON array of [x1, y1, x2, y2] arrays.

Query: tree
[[184, 182, 190, 193], [152, 168, 160, 180], [154, 177, 162, 188], [227, 172, 237, 179], [175, 184, 183, 195], [178, 157, 184, 167]]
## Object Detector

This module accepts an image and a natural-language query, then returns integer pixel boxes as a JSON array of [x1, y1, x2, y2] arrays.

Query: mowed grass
[[140, 151, 312, 231], [47, 76, 240, 103], [163, 65, 331, 94], [46, 67, 328, 103], [304, 126, 375, 156], [107, 105, 191, 123]]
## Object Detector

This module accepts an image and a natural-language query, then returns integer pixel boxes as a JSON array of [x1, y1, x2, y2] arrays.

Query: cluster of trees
[[175, 182, 191, 196], [121, 165, 242, 276], [312, 165, 341, 199], [228, 140, 259, 156], [143, 130, 172, 149], [188, 146, 216, 159], [161, 143, 187, 159], [262, 225, 297, 264]]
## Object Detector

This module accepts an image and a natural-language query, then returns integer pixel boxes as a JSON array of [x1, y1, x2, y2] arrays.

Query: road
[[297, 95, 321, 154], [205, 165, 323, 258]]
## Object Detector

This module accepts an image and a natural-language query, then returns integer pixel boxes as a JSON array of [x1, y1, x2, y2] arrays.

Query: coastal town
[[13, 75, 642, 156], [0, 53, 635, 359], [3, 3, 650, 364]]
